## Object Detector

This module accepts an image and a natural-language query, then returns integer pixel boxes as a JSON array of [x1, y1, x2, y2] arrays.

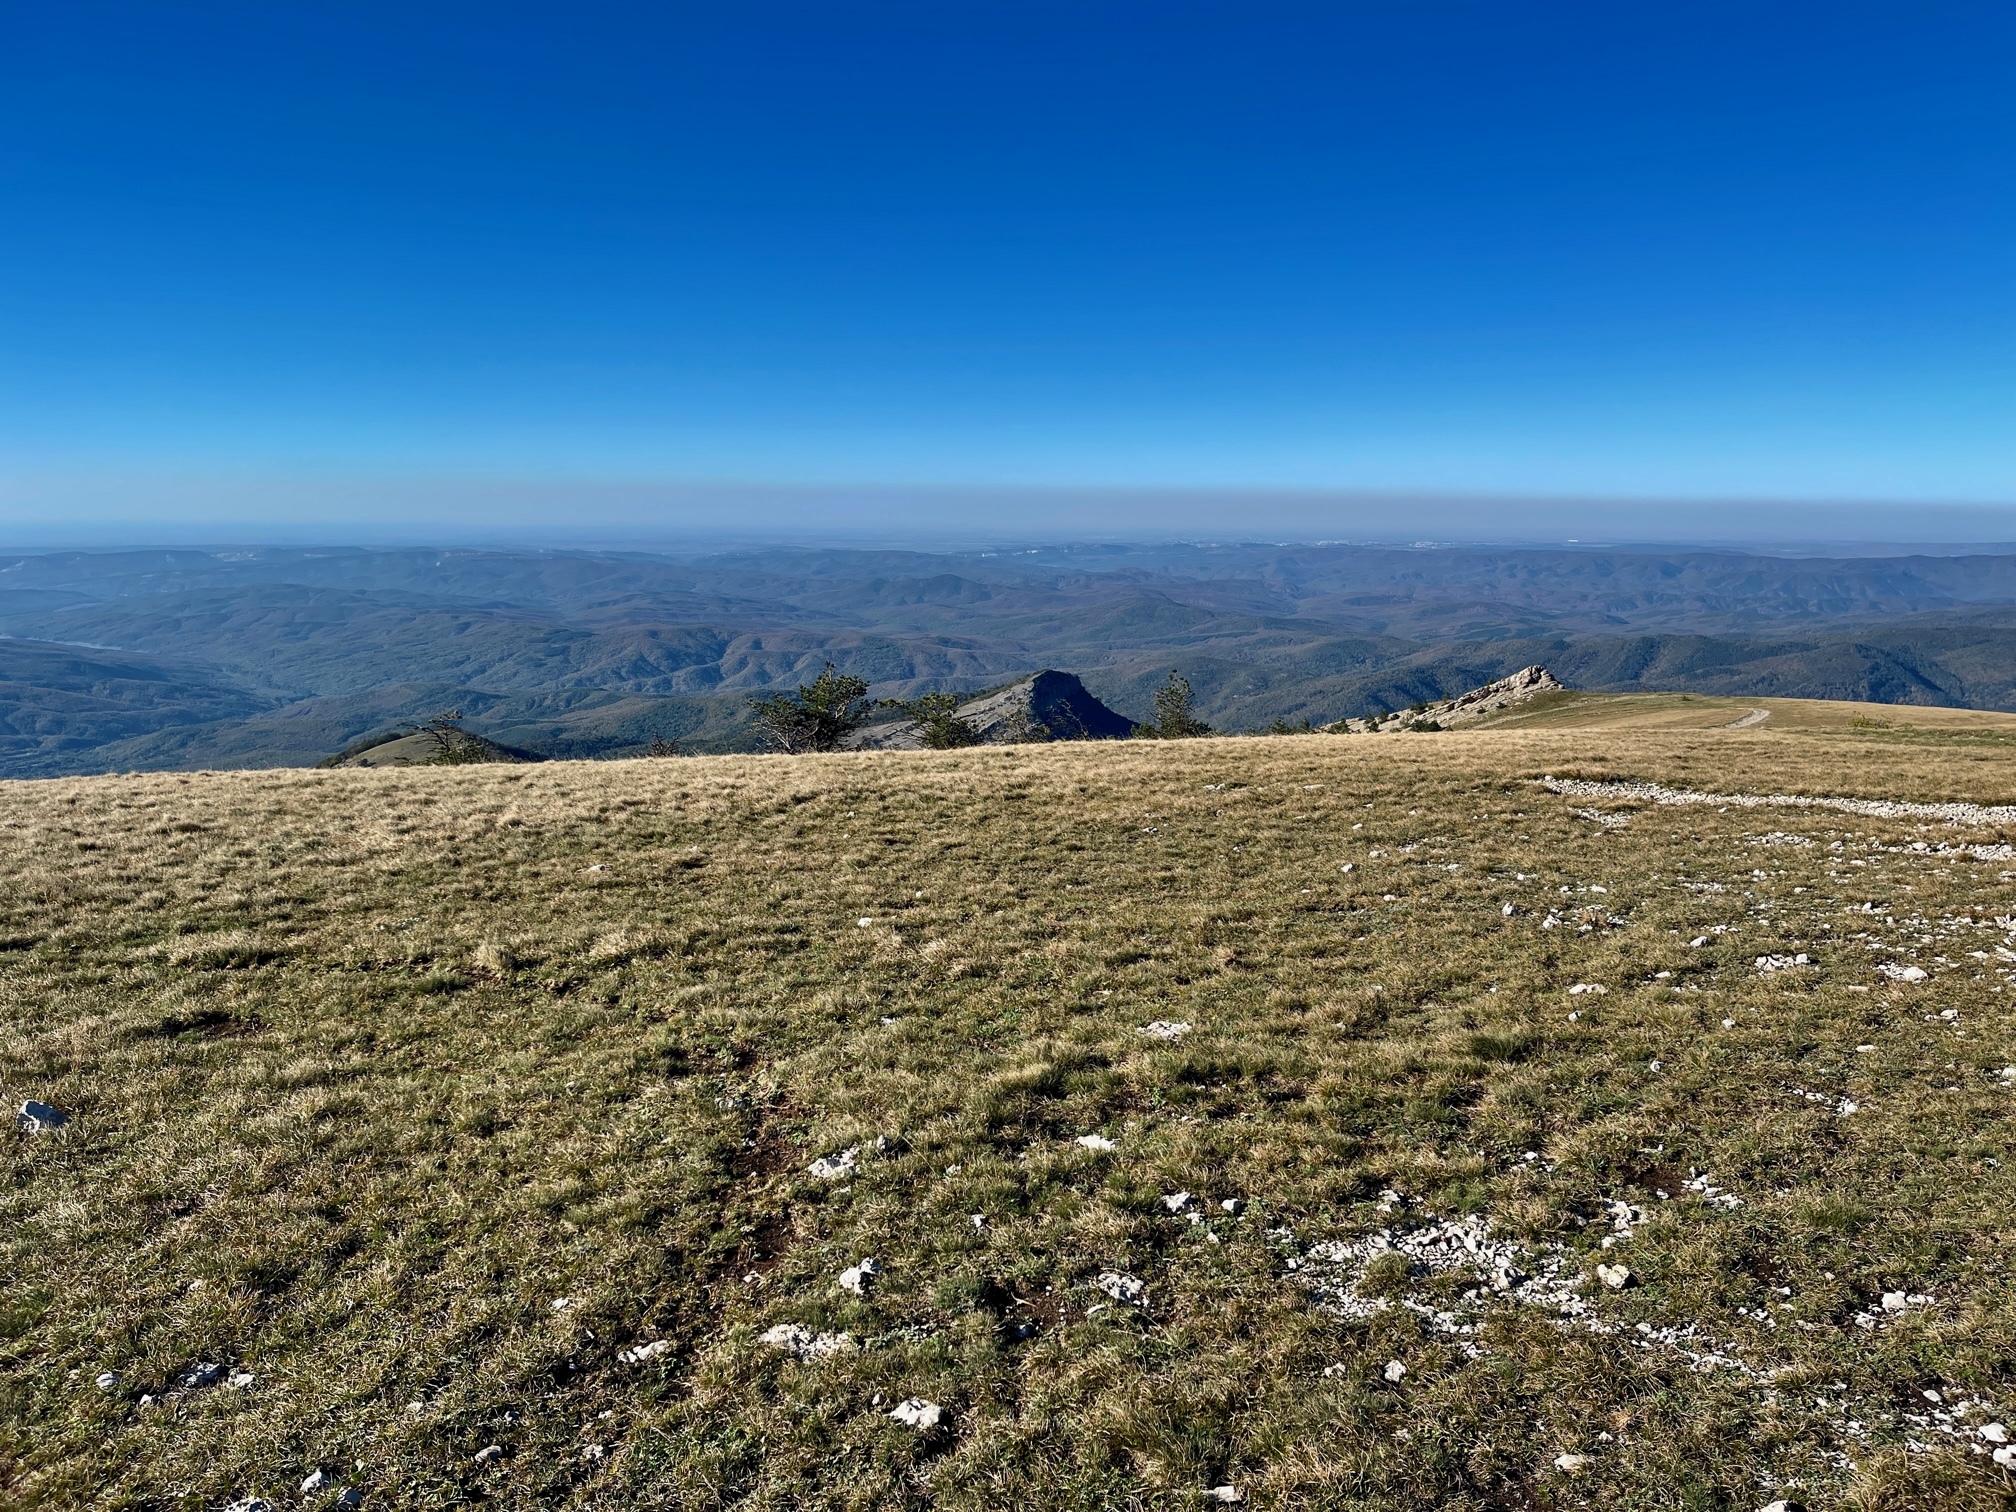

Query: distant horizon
[[9, 480, 2016, 555]]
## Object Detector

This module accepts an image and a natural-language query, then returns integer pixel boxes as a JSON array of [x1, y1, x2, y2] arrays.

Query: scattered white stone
[[1160, 1192, 1193, 1214], [474, 1445, 504, 1464], [1880, 1290, 1934, 1313], [1879, 963, 1929, 982], [618, 1339, 672, 1365], [1221, 1198, 1243, 1214], [808, 1147, 859, 1179], [223, 1500, 272, 1512], [759, 1323, 858, 1359], [1690, 936, 1710, 948], [1596, 1263, 1631, 1291], [1754, 953, 1812, 972], [1542, 774, 2016, 830], [301, 1470, 331, 1494], [1322, 1362, 1349, 1377], [889, 1397, 942, 1429], [1979, 1421, 2008, 1444], [582, 863, 608, 873], [1501, 903, 1515, 917], [1567, 983, 1606, 996], [1553, 1453, 1591, 1473], [1856, 1044, 1876, 1053], [857, 918, 873, 928], [1759, 1501, 1793, 1512], [180, 1362, 226, 1390], [582, 1444, 605, 1461], [1095, 1271, 1148, 1305], [226, 1370, 255, 1389], [1206, 1487, 1243, 1504], [1339, 863, 1354, 874], [838, 1258, 880, 1295], [95, 1371, 118, 1390], [15, 1100, 68, 1133], [1996, 1445, 2016, 1468], [1075, 1134, 1117, 1152], [1140, 1020, 1192, 1040], [1383, 1359, 1407, 1383], [550, 1297, 574, 1312]]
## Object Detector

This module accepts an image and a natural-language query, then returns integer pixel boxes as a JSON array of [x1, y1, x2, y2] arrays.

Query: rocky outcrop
[[1329, 665, 1565, 732], [852, 670, 1134, 749]]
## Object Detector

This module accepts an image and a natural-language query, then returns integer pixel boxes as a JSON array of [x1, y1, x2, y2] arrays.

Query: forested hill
[[9, 541, 2016, 775]]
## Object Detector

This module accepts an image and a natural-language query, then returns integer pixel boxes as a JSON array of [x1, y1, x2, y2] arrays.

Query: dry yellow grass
[[4, 726, 2014, 1509]]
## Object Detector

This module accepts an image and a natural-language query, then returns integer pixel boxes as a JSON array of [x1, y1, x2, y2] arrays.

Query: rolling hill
[[13, 542, 2016, 774]]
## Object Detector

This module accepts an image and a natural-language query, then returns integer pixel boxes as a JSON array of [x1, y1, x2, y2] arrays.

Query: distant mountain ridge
[[11, 542, 2016, 775], [853, 671, 1133, 749]]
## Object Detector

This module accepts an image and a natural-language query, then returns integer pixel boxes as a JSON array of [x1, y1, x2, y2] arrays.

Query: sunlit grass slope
[[5, 725, 2015, 1509], [1474, 689, 2016, 733]]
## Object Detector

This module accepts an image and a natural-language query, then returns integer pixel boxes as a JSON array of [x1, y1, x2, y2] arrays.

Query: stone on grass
[[95, 1371, 118, 1390], [474, 1445, 504, 1464], [1553, 1453, 1591, 1473], [301, 1470, 331, 1494], [1160, 1192, 1192, 1214], [1566, 983, 1606, 996], [618, 1339, 672, 1365], [807, 1147, 859, 1180], [759, 1323, 858, 1360], [1596, 1263, 1631, 1291], [1878, 963, 1929, 982], [227, 1370, 255, 1389], [1206, 1487, 1244, 1504], [838, 1258, 880, 1295], [16, 1100, 68, 1133], [1978, 1422, 2008, 1444], [1095, 1271, 1148, 1305], [335, 1490, 362, 1508], [180, 1362, 226, 1390], [889, 1397, 942, 1429], [1075, 1134, 1117, 1152], [1383, 1359, 1407, 1383], [223, 1500, 272, 1512], [1140, 1020, 1192, 1041]]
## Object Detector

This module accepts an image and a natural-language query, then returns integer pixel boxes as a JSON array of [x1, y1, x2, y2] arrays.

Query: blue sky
[[2, 1, 2012, 541]]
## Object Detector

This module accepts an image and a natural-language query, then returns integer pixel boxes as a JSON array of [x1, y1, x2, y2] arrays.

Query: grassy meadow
[[4, 718, 2016, 1510]]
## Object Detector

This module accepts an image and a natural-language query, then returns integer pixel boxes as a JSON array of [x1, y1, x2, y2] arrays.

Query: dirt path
[[1725, 708, 1771, 729]]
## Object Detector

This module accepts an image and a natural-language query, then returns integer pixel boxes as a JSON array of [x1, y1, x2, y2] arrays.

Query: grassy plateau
[[4, 711, 2016, 1509]]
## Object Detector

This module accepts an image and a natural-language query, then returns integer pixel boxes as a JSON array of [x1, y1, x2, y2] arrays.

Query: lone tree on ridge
[[747, 663, 873, 753], [1133, 670, 1213, 739]]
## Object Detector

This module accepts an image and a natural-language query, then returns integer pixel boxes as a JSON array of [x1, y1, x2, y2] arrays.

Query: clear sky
[[2, 1, 2012, 541]]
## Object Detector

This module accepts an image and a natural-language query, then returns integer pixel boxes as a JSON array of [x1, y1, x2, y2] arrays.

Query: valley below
[[15, 541, 2016, 777]]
